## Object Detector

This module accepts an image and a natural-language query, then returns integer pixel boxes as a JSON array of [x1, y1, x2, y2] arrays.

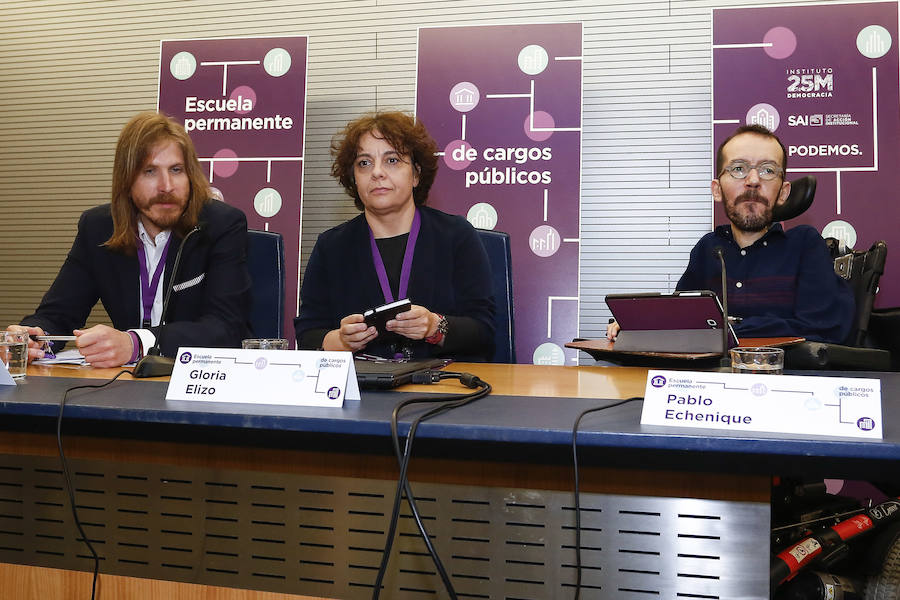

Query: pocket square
[[173, 272, 205, 292]]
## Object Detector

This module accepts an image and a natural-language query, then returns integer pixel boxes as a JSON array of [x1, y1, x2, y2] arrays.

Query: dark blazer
[[23, 201, 252, 356], [294, 206, 495, 361]]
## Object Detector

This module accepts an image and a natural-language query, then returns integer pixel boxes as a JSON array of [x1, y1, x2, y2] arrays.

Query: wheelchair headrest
[[772, 175, 816, 223]]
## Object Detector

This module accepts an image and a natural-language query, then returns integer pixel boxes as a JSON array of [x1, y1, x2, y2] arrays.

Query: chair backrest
[[246, 229, 286, 339], [772, 175, 816, 222], [827, 239, 887, 346], [476, 229, 515, 363]]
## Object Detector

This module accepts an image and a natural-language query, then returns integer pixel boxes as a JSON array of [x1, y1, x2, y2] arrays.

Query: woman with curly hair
[[294, 111, 495, 360]]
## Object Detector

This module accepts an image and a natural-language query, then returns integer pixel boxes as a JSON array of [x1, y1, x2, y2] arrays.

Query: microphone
[[133, 222, 206, 378], [714, 247, 731, 370]]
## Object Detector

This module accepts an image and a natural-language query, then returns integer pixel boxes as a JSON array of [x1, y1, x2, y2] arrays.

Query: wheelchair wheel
[[865, 525, 900, 600]]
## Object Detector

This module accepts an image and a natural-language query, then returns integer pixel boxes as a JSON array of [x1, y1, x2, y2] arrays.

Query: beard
[[723, 189, 773, 233], [138, 192, 187, 231]]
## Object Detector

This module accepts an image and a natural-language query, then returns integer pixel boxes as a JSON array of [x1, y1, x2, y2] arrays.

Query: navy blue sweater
[[676, 223, 855, 343]]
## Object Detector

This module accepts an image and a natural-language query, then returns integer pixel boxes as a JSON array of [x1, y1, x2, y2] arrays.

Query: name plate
[[166, 348, 360, 406], [640, 370, 882, 439], [0, 362, 14, 386]]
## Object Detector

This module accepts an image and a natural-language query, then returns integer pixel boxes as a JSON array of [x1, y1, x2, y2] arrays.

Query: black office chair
[[770, 177, 892, 370], [476, 229, 515, 363], [246, 229, 286, 339]]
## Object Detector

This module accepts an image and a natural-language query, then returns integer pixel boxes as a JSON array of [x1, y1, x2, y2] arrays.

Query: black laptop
[[354, 357, 449, 390]]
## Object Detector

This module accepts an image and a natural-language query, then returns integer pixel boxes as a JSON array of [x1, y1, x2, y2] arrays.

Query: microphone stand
[[715, 248, 731, 371], [133, 224, 203, 378]]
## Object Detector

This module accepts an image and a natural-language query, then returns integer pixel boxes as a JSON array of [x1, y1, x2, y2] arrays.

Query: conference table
[[0, 361, 896, 599]]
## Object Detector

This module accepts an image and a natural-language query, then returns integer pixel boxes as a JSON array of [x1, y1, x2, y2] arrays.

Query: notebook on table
[[354, 357, 449, 390], [606, 290, 738, 353]]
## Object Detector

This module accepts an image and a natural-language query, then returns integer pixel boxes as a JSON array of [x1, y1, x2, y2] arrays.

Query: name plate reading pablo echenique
[[640, 370, 882, 439], [166, 348, 360, 407]]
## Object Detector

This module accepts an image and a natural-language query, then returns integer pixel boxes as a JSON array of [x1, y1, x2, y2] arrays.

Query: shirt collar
[[137, 219, 172, 248], [714, 221, 786, 244]]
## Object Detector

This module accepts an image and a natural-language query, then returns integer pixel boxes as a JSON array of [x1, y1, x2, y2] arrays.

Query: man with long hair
[[8, 112, 251, 367]]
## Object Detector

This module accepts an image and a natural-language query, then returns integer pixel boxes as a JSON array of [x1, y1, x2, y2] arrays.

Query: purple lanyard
[[368, 209, 420, 303], [136, 235, 173, 326]]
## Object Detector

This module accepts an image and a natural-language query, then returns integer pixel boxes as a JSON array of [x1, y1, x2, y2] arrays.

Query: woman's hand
[[386, 305, 439, 340], [322, 314, 377, 352]]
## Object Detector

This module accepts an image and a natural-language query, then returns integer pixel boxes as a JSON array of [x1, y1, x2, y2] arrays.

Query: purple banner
[[158, 36, 308, 340], [713, 2, 899, 306], [416, 24, 583, 365]]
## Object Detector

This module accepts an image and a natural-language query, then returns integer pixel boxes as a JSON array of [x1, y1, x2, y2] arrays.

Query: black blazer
[[294, 206, 495, 360], [23, 201, 252, 357]]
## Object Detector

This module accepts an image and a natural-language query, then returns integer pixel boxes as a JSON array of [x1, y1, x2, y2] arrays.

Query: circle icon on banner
[[857, 417, 876, 431], [292, 369, 306, 383], [650, 375, 667, 388], [170, 51, 197, 80], [467, 203, 498, 230], [443, 139, 475, 170], [210, 187, 225, 202], [213, 149, 239, 178], [327, 387, 341, 400], [822, 220, 857, 250], [518, 44, 549, 75], [533, 343, 565, 365], [763, 27, 797, 59], [264, 48, 291, 76], [179, 352, 192, 364], [857, 25, 892, 59], [255, 357, 268, 370], [254, 187, 283, 218], [746, 103, 780, 131], [229, 86, 256, 114], [449, 82, 479, 112], [529, 225, 561, 257], [525, 111, 555, 142], [750, 383, 768, 397]]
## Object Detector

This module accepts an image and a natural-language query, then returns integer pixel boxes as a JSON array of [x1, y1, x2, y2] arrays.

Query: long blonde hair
[[105, 112, 210, 253]]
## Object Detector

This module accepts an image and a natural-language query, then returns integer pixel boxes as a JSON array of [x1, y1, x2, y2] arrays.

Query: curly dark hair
[[331, 112, 439, 211]]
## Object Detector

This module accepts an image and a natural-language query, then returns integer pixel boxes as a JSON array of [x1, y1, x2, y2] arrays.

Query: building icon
[[453, 87, 475, 106], [750, 108, 776, 130]]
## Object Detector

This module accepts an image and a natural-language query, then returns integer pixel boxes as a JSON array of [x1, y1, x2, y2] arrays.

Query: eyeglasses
[[720, 160, 784, 181]]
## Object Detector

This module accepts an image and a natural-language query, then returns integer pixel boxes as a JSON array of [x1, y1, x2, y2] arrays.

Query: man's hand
[[322, 314, 377, 352], [74, 325, 135, 368], [606, 320, 620, 341], [386, 305, 439, 341], [6, 325, 46, 362]]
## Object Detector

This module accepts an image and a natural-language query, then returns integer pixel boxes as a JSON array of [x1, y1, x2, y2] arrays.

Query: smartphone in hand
[[363, 298, 412, 333]]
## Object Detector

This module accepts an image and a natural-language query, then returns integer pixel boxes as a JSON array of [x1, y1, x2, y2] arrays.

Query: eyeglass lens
[[724, 161, 782, 180]]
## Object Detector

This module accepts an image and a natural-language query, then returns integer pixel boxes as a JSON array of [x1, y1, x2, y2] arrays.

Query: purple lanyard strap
[[368, 209, 421, 303], [136, 235, 173, 326]]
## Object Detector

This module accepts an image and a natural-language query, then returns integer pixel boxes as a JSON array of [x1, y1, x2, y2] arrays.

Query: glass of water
[[241, 338, 288, 350], [730, 347, 784, 375], [1, 331, 29, 379]]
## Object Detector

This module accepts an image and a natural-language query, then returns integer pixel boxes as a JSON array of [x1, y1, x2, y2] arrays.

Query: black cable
[[392, 377, 491, 596], [571, 396, 643, 600], [57, 369, 131, 600], [375, 373, 487, 599], [371, 371, 491, 600]]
